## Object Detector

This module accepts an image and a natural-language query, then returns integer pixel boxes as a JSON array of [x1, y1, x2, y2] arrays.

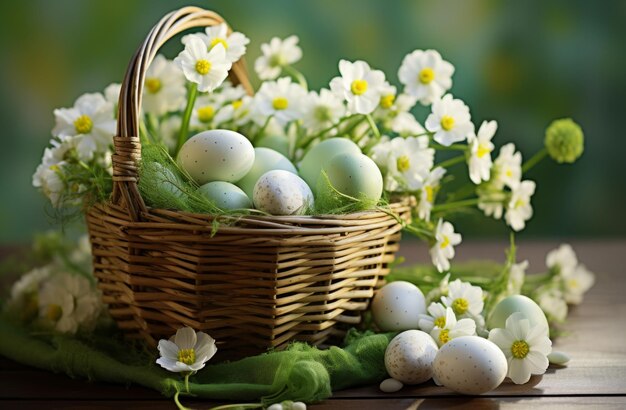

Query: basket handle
[[111, 6, 253, 221]]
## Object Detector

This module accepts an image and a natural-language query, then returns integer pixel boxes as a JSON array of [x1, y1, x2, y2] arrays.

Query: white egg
[[384, 330, 438, 384], [379, 378, 404, 393], [237, 148, 297, 198], [197, 181, 252, 210], [371, 281, 426, 331], [253, 170, 314, 215], [487, 295, 549, 337], [433, 336, 507, 395], [178, 129, 254, 184], [298, 138, 361, 192]]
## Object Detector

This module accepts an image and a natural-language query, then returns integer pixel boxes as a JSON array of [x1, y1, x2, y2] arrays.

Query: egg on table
[[433, 336, 508, 395], [323, 152, 383, 202], [384, 330, 438, 384], [197, 181, 252, 210], [487, 295, 550, 336], [178, 129, 254, 185], [298, 138, 361, 191], [253, 170, 314, 215], [371, 281, 426, 331], [237, 148, 297, 198]]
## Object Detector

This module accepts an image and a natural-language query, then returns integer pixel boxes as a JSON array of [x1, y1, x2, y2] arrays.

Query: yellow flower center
[[49, 164, 61, 172], [232, 99, 243, 109], [272, 97, 289, 110], [380, 94, 395, 109], [350, 79, 368, 95], [568, 279, 578, 289], [195, 59, 212, 75], [477, 144, 491, 158], [74, 115, 93, 134], [197, 106, 215, 123], [419, 67, 435, 84], [440, 115, 455, 131], [210, 37, 229, 50], [178, 348, 196, 365], [46, 304, 63, 321], [511, 340, 530, 359], [434, 316, 446, 328], [396, 155, 411, 172], [505, 169, 513, 178], [269, 54, 287, 67], [452, 298, 469, 315], [425, 185, 434, 203], [514, 199, 526, 209], [145, 77, 162, 94], [440, 235, 450, 249], [438, 329, 450, 345]]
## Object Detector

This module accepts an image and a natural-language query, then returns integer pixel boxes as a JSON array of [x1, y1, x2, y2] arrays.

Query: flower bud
[[544, 118, 584, 164]]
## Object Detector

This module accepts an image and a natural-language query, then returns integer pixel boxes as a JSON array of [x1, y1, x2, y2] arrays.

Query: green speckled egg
[[197, 181, 252, 210], [487, 295, 550, 336], [237, 148, 297, 198], [256, 134, 290, 157], [298, 138, 361, 191], [324, 152, 383, 202]]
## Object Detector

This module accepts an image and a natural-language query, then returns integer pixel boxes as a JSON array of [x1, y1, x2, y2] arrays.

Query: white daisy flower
[[505, 180, 536, 231], [157, 327, 217, 373], [143, 55, 186, 115], [546, 244, 578, 275], [213, 95, 253, 127], [535, 287, 568, 323], [562, 264, 595, 305], [477, 183, 507, 220], [398, 49, 454, 105], [507, 260, 528, 295], [174, 35, 232, 93], [488, 312, 552, 384], [254, 35, 302, 80], [425, 273, 451, 304], [301, 89, 345, 133], [189, 94, 222, 129], [38, 273, 103, 334], [183, 23, 250, 63], [158, 116, 182, 152], [418, 302, 448, 333], [430, 307, 476, 347], [492, 143, 522, 189], [35, 161, 66, 208], [52, 93, 116, 161], [418, 167, 446, 221], [9, 266, 52, 320], [370, 136, 434, 192], [390, 111, 426, 137], [425, 94, 474, 146], [104, 83, 121, 106], [329, 59, 386, 115], [430, 219, 462, 272], [215, 82, 248, 105], [442, 279, 485, 317], [254, 77, 306, 126], [467, 120, 497, 185]]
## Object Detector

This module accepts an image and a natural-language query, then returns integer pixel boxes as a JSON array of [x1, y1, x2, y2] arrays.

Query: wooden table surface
[[1, 240, 625, 409]]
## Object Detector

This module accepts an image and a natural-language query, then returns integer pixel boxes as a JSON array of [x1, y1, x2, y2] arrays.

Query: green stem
[[253, 115, 273, 143], [282, 65, 308, 90], [174, 390, 190, 410], [297, 114, 362, 150], [522, 148, 548, 173], [365, 114, 381, 140], [430, 142, 467, 151], [437, 154, 466, 169], [432, 198, 480, 212], [175, 83, 198, 156]]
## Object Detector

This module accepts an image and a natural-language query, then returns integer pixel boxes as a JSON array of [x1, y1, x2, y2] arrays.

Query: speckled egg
[[237, 148, 297, 198], [323, 152, 383, 202], [197, 181, 252, 210], [433, 336, 507, 395], [371, 281, 427, 331], [178, 129, 254, 184], [385, 330, 438, 384], [256, 134, 290, 157], [298, 138, 361, 191], [487, 295, 549, 336], [253, 170, 314, 215]]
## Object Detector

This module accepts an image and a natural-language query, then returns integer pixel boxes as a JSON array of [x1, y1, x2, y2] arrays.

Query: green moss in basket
[[314, 171, 383, 214]]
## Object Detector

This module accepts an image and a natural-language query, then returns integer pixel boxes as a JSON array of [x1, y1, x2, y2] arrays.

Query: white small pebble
[[267, 404, 283, 410], [380, 377, 404, 393], [291, 402, 307, 410], [548, 351, 571, 366]]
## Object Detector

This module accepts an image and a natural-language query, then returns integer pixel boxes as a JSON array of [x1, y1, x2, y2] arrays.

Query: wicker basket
[[86, 6, 412, 356]]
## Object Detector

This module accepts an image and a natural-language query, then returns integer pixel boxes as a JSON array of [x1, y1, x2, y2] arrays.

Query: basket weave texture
[[86, 6, 412, 355]]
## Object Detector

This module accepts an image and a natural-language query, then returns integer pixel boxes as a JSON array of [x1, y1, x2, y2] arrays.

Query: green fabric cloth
[[0, 319, 394, 405]]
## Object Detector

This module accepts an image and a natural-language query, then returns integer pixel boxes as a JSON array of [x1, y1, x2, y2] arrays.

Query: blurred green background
[[0, 0, 624, 243]]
